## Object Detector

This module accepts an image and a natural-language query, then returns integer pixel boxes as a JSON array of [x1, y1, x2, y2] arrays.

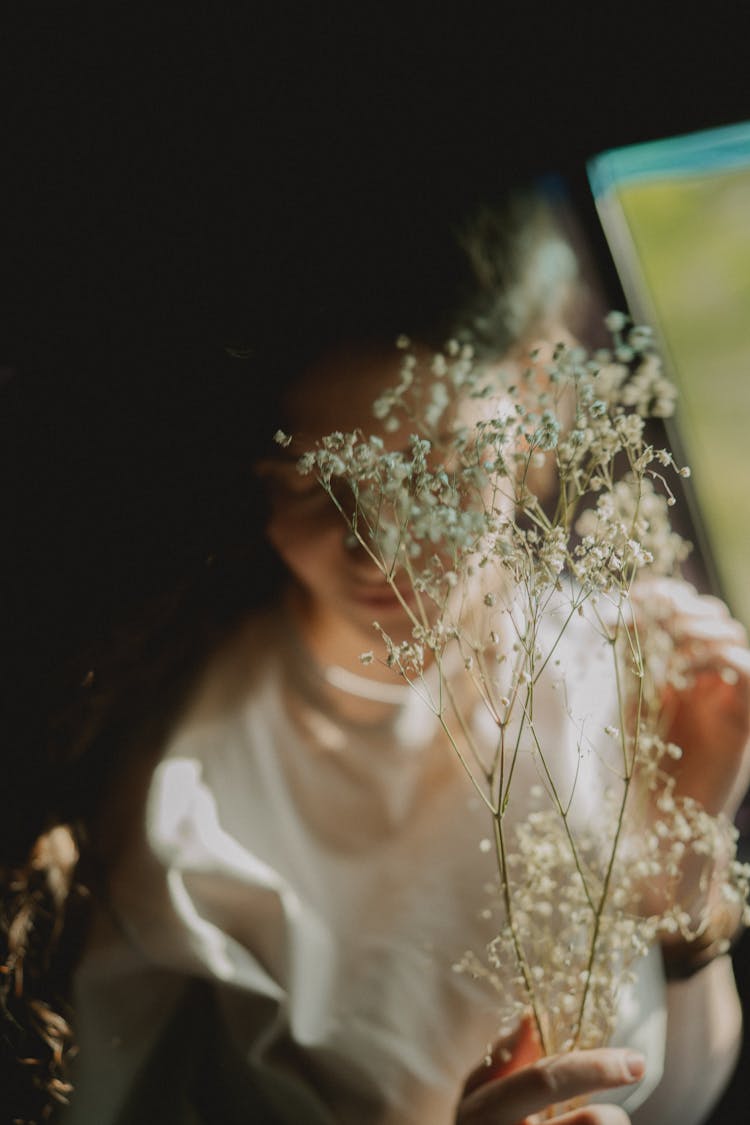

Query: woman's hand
[[625, 579, 750, 967], [456, 1019, 643, 1124], [632, 578, 750, 818]]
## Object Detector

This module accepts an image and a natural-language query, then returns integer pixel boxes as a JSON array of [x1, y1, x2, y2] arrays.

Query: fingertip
[[623, 1050, 645, 1082]]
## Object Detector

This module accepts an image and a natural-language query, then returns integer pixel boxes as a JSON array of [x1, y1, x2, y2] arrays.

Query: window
[[588, 121, 750, 628]]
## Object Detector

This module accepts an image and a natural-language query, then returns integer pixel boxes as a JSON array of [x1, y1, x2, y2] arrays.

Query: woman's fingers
[[462, 1018, 542, 1096], [456, 1047, 644, 1124], [639, 581, 747, 656]]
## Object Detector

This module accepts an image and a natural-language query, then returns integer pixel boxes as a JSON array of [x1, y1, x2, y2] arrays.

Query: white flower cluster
[[454, 745, 748, 1054], [291, 317, 748, 1054], [454, 798, 661, 1053], [574, 478, 691, 591]]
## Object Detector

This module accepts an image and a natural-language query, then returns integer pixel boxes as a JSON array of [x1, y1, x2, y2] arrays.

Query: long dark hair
[[0, 342, 286, 1118]]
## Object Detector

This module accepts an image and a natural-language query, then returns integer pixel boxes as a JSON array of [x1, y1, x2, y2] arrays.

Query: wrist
[[661, 900, 744, 980]]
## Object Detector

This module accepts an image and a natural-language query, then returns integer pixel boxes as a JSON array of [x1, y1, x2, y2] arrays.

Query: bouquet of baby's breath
[[277, 315, 750, 1056]]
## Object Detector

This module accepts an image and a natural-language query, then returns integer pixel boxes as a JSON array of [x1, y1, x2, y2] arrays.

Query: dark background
[[2, 6, 750, 1120], [3, 5, 750, 668]]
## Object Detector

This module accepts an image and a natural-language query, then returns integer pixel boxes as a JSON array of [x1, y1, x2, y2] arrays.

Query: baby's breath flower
[[296, 451, 316, 475], [373, 394, 393, 420], [604, 310, 628, 333], [627, 325, 653, 351], [289, 314, 746, 1055]]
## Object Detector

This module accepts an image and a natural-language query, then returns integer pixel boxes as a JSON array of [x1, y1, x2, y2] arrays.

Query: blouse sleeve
[[631, 955, 742, 1125]]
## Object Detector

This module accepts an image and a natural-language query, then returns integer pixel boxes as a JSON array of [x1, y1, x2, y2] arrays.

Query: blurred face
[[260, 345, 425, 649], [258, 339, 537, 669], [258, 334, 566, 668]]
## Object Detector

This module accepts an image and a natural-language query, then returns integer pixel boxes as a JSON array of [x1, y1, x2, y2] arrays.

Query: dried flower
[[291, 316, 747, 1054]]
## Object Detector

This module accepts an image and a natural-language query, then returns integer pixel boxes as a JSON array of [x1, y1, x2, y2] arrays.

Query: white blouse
[[61, 606, 740, 1124]]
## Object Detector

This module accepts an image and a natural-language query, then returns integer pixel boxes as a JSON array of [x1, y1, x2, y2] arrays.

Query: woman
[[4, 188, 748, 1124]]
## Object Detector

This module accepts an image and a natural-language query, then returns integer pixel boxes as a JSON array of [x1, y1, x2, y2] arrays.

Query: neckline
[[322, 662, 413, 704], [277, 598, 417, 730]]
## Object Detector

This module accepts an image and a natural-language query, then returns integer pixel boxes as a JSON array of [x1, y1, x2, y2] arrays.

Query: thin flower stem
[[498, 622, 537, 809], [435, 657, 497, 814], [496, 724, 506, 812], [343, 514, 424, 633], [394, 669, 438, 713], [460, 657, 503, 727], [499, 688, 529, 814], [493, 811, 550, 1056], [532, 596, 587, 685], [399, 548, 431, 632], [455, 637, 503, 727], [442, 676, 492, 783], [322, 482, 429, 635], [438, 713, 497, 814], [498, 597, 538, 809], [572, 622, 642, 1047], [572, 768, 632, 1048], [519, 698, 596, 914]]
